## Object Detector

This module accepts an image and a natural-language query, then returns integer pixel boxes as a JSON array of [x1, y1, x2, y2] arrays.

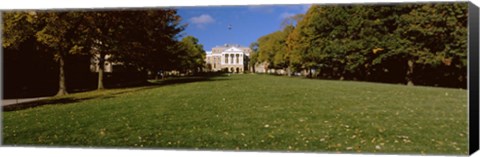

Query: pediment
[[225, 47, 242, 52]]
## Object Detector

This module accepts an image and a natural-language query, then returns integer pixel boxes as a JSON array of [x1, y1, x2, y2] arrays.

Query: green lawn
[[2, 74, 468, 155]]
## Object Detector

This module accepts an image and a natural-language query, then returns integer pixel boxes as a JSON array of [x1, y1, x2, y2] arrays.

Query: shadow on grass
[[152, 75, 229, 87], [3, 97, 96, 112], [3, 72, 229, 112], [2, 87, 155, 112]]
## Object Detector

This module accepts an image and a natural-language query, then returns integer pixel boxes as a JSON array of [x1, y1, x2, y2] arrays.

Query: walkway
[[2, 97, 50, 106]]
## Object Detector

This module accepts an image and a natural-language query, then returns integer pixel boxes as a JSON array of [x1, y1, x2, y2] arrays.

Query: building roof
[[213, 44, 247, 49], [224, 47, 243, 52]]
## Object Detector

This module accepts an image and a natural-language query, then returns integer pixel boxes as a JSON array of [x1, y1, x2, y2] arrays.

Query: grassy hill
[[2, 74, 468, 155]]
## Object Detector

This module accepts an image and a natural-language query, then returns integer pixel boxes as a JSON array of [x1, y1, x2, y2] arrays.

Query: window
[[236, 54, 239, 64]]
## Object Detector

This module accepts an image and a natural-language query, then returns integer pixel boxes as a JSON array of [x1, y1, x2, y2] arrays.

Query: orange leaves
[[442, 57, 452, 66], [372, 47, 384, 54]]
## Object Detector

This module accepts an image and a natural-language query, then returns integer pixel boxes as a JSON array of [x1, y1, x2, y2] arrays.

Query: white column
[[234, 53, 237, 64], [221, 54, 224, 65], [240, 53, 244, 65]]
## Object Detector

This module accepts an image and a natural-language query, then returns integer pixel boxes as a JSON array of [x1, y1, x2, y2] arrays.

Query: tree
[[255, 25, 294, 75], [256, 31, 277, 71], [262, 3, 467, 88], [177, 36, 206, 74], [81, 11, 123, 90], [85, 10, 185, 89], [3, 11, 91, 96], [256, 31, 280, 72], [272, 25, 294, 75], [367, 3, 467, 86], [248, 42, 259, 73], [3, 9, 187, 95], [127, 10, 185, 73], [286, 5, 327, 77], [394, 3, 468, 86]]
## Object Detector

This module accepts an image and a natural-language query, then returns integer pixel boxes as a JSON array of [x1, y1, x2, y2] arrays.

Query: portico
[[220, 47, 245, 72], [205, 44, 251, 73]]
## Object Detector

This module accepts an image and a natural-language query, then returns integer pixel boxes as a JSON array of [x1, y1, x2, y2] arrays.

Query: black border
[[468, 2, 479, 155], [0, 11, 4, 146], [0, 2, 479, 156]]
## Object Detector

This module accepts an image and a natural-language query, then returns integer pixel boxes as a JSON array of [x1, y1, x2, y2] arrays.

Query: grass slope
[[2, 74, 468, 154]]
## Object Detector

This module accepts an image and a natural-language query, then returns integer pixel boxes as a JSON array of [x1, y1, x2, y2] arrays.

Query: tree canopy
[[2, 9, 204, 96], [177, 35, 206, 73], [253, 3, 468, 88]]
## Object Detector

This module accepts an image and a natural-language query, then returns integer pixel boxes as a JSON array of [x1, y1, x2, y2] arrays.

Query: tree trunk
[[406, 60, 414, 86], [97, 53, 105, 90], [308, 68, 312, 78], [56, 53, 68, 96], [251, 64, 256, 73], [287, 66, 292, 77]]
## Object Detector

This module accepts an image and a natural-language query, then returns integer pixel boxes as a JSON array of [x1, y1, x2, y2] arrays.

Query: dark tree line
[[251, 3, 468, 88], [2, 9, 205, 97]]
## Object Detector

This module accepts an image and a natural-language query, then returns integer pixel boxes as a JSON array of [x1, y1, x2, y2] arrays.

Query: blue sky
[[176, 4, 311, 52]]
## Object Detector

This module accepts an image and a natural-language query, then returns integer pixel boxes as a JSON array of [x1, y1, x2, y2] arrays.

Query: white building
[[205, 44, 252, 73], [90, 54, 117, 73]]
